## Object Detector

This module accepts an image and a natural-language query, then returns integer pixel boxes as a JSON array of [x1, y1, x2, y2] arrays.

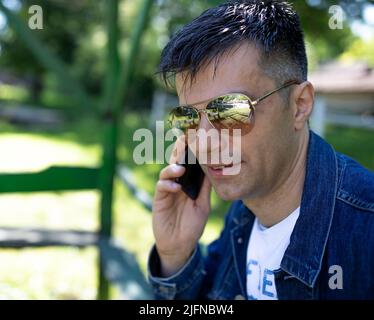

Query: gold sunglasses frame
[[168, 80, 300, 131]]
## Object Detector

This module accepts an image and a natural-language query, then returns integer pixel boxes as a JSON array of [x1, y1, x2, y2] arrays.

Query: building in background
[[310, 62, 374, 136]]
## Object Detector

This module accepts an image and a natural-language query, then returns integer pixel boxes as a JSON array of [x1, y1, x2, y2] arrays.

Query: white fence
[[310, 96, 374, 137]]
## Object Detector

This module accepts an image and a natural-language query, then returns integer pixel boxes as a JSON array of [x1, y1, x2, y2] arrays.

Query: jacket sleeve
[[147, 201, 241, 300]]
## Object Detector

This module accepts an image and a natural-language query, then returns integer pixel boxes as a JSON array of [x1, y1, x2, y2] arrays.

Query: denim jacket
[[148, 131, 374, 300]]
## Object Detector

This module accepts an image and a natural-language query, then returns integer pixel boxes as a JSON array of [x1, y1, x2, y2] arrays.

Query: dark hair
[[159, 0, 308, 88]]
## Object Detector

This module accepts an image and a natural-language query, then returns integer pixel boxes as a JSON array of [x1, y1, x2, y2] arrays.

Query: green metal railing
[[0, 0, 154, 300]]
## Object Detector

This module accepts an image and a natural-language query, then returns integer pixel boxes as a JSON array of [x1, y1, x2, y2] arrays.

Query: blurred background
[[0, 0, 373, 299]]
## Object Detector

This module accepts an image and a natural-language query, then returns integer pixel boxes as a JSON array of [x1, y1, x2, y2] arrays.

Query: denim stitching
[[337, 190, 374, 212]]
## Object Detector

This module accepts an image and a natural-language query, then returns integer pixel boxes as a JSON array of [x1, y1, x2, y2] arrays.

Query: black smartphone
[[175, 146, 205, 200]]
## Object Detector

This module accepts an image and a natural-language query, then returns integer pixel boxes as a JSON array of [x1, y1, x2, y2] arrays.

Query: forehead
[[176, 43, 264, 105]]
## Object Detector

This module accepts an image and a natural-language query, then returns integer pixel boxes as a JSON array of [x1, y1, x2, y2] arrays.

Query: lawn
[[0, 113, 372, 299]]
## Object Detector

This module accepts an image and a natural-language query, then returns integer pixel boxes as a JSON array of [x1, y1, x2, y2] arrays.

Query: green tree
[[0, 0, 101, 103], [0, 0, 372, 108], [340, 37, 374, 66]]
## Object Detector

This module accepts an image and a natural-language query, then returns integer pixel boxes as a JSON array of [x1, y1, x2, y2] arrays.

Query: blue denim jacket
[[148, 131, 374, 300]]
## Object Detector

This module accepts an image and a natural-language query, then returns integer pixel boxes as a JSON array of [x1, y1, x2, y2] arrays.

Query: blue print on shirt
[[262, 268, 275, 298], [246, 259, 258, 276], [247, 259, 277, 298]]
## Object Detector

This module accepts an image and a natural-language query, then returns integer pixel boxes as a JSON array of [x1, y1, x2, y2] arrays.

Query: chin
[[214, 185, 244, 201]]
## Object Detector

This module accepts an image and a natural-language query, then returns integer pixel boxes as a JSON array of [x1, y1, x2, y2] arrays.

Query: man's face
[[175, 43, 302, 201]]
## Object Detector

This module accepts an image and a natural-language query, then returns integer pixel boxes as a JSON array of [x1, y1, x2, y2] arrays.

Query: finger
[[155, 179, 182, 195], [159, 164, 186, 180], [169, 135, 187, 165]]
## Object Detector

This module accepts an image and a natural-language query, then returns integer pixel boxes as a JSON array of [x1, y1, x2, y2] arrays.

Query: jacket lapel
[[280, 131, 338, 288]]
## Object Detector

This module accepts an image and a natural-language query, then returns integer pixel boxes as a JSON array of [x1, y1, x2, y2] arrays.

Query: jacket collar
[[280, 131, 338, 287]]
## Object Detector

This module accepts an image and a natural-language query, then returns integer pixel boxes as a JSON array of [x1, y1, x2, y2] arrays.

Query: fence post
[[97, 0, 154, 300], [98, 0, 120, 300], [311, 96, 326, 137]]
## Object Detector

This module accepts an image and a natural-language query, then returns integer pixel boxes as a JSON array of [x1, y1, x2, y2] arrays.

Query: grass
[[0, 113, 372, 299], [0, 248, 97, 299], [325, 125, 374, 171]]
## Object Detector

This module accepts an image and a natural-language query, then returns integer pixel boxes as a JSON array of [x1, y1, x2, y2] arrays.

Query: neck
[[243, 129, 310, 227]]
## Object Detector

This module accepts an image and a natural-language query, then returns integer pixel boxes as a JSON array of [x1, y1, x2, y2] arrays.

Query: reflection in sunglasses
[[169, 93, 253, 131]]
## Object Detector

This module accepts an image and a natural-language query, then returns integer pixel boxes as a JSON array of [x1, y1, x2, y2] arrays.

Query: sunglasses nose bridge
[[197, 109, 217, 130], [196, 109, 217, 130]]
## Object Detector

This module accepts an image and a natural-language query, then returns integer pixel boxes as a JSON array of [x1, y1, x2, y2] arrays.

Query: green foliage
[[0, 0, 371, 108], [0, 1, 101, 79], [340, 36, 374, 67]]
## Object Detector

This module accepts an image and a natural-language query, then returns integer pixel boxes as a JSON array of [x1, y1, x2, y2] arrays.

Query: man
[[147, 0, 374, 299]]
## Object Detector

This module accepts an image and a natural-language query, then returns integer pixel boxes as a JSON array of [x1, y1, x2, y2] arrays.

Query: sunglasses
[[168, 80, 299, 133]]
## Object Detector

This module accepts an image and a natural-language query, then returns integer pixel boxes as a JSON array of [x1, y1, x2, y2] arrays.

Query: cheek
[[253, 104, 294, 145], [239, 114, 289, 174], [238, 135, 266, 182]]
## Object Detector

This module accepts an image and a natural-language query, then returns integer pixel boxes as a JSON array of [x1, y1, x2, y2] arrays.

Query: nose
[[198, 112, 214, 131], [191, 113, 222, 164]]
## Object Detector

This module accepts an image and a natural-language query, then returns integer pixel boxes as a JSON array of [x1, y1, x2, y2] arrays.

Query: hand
[[152, 136, 212, 277]]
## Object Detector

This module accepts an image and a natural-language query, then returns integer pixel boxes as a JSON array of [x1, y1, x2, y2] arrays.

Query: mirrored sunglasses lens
[[207, 94, 252, 129], [169, 107, 199, 130]]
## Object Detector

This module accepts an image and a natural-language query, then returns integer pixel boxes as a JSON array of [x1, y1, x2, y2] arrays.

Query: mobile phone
[[175, 146, 205, 200]]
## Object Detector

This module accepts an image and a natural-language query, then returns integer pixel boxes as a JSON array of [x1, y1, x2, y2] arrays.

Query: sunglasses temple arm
[[252, 80, 299, 106]]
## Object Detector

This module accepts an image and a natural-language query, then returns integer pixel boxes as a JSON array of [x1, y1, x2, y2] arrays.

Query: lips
[[207, 162, 241, 177], [209, 163, 234, 170]]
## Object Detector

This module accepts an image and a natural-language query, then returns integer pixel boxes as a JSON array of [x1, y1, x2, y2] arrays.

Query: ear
[[290, 81, 315, 131]]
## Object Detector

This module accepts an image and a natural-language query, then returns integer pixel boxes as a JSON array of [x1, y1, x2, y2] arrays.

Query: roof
[[309, 62, 374, 94]]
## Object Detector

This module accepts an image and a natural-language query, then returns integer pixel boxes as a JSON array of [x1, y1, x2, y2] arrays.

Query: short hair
[[159, 0, 308, 89]]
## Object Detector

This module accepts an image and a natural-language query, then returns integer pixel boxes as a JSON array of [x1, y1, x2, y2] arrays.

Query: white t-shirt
[[246, 207, 300, 300]]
